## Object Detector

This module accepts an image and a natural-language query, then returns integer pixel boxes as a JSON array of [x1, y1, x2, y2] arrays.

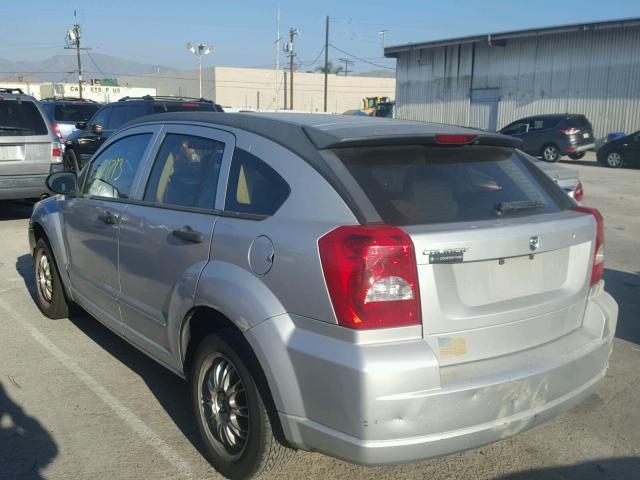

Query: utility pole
[[65, 11, 84, 99], [275, 1, 281, 111], [338, 58, 354, 77], [378, 30, 388, 55], [323, 16, 329, 112], [286, 27, 298, 110]]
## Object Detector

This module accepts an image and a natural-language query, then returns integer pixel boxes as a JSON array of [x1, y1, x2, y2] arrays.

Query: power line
[[329, 44, 395, 70], [86, 51, 108, 78], [298, 46, 325, 67]]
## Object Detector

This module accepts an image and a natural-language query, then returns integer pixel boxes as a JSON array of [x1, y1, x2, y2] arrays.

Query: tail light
[[435, 134, 478, 144], [573, 181, 584, 202], [560, 127, 580, 135], [318, 225, 421, 330], [52, 142, 62, 162], [572, 206, 604, 287], [51, 123, 63, 141]]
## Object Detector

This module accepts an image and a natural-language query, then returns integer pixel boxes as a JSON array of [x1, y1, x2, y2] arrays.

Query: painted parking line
[[0, 295, 195, 480]]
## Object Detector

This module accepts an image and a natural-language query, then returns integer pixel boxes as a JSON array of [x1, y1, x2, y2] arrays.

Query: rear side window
[[225, 149, 290, 216], [0, 100, 48, 136], [53, 103, 99, 122], [335, 145, 564, 226], [84, 134, 151, 199], [153, 102, 216, 113], [144, 133, 225, 209]]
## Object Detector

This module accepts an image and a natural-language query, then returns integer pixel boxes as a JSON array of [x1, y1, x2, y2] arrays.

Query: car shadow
[[604, 268, 640, 345], [495, 457, 640, 480], [0, 382, 58, 479], [0, 200, 34, 221], [14, 254, 207, 461]]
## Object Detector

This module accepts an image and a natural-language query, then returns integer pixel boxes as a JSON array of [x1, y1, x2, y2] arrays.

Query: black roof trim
[[385, 16, 640, 57]]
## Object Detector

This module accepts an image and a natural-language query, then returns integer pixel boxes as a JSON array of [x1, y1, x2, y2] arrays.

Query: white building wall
[[394, 26, 640, 138]]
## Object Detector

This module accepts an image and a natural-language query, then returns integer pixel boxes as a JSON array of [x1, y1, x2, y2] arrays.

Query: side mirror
[[92, 124, 104, 135], [75, 121, 87, 130], [46, 172, 77, 195]]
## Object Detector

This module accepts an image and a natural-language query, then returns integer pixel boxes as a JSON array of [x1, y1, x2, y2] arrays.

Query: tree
[[315, 62, 344, 75]]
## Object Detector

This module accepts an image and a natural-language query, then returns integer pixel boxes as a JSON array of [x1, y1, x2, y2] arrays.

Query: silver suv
[[0, 88, 63, 200], [29, 113, 618, 480]]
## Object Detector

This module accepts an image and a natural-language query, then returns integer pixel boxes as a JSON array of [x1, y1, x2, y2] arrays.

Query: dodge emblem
[[529, 235, 539, 252]]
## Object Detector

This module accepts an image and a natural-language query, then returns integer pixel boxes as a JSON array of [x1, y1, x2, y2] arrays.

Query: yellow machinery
[[361, 96, 390, 115]]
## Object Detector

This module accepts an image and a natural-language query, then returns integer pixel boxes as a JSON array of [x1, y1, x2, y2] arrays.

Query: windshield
[[53, 103, 100, 123], [334, 145, 566, 226], [0, 100, 48, 136]]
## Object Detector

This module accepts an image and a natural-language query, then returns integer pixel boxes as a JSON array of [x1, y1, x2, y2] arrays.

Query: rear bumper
[[247, 290, 617, 465], [563, 142, 595, 155], [0, 175, 50, 200]]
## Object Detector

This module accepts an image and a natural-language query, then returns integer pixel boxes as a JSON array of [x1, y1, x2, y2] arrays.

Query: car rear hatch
[[0, 98, 53, 176], [330, 138, 596, 365], [561, 115, 594, 146]]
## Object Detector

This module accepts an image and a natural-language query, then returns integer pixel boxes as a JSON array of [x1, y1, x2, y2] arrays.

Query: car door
[[61, 126, 160, 334], [77, 106, 112, 164], [117, 125, 233, 362]]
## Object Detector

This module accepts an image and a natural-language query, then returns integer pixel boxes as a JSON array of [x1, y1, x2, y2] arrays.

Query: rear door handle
[[97, 212, 117, 225], [172, 225, 205, 244]]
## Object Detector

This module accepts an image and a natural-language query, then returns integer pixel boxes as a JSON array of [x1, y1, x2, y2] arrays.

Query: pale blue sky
[[2, 0, 640, 72]]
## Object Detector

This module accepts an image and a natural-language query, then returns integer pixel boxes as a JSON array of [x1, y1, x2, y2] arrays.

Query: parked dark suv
[[63, 96, 223, 171], [499, 114, 595, 162], [596, 131, 640, 168]]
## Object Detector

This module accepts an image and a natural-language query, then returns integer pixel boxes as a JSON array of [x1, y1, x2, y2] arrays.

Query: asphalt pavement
[[0, 153, 638, 480]]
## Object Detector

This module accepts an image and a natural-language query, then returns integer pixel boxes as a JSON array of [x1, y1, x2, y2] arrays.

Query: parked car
[[596, 131, 640, 168], [31, 113, 617, 480], [63, 95, 223, 172], [39, 98, 100, 143], [526, 153, 584, 201], [500, 114, 595, 162], [0, 88, 63, 200]]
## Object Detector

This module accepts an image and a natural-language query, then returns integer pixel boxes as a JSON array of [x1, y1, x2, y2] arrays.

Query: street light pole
[[187, 42, 214, 98]]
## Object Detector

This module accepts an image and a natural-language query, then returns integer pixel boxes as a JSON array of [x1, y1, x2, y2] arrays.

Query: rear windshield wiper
[[0, 125, 32, 132], [495, 200, 546, 215]]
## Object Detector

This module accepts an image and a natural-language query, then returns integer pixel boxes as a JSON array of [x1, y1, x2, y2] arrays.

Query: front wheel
[[33, 239, 69, 319], [191, 334, 293, 479], [605, 151, 624, 168], [541, 144, 560, 162]]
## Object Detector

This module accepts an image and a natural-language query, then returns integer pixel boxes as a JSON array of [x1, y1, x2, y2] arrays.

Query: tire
[[605, 151, 624, 168], [191, 334, 293, 479], [33, 238, 69, 319], [63, 149, 81, 173], [568, 151, 586, 160], [541, 144, 560, 162]]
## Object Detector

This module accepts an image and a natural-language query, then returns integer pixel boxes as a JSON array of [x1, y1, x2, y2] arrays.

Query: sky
[[2, 0, 640, 73]]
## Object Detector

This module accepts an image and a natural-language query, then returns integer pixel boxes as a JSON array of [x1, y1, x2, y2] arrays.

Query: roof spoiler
[[304, 127, 523, 150]]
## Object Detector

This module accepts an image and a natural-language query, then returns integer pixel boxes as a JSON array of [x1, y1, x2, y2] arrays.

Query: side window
[[225, 148, 290, 216], [107, 106, 127, 129], [83, 134, 152, 199], [144, 133, 225, 209], [90, 107, 111, 128], [529, 118, 545, 131]]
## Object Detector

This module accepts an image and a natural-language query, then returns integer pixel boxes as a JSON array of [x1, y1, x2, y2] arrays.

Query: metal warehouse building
[[385, 18, 640, 138]]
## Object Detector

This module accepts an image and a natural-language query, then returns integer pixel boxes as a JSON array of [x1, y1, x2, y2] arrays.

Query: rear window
[[566, 115, 592, 130], [53, 103, 99, 123], [335, 145, 565, 226], [153, 102, 216, 113], [0, 100, 48, 136]]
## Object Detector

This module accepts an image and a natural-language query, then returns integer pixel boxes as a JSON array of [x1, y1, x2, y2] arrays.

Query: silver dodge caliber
[[29, 112, 618, 479]]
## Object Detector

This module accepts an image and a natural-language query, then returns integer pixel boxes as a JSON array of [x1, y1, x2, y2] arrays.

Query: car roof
[[126, 111, 520, 150]]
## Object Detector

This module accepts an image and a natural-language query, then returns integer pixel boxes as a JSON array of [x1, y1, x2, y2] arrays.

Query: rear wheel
[[191, 334, 293, 479], [568, 151, 585, 160], [541, 144, 560, 162], [605, 151, 623, 168], [33, 239, 69, 319]]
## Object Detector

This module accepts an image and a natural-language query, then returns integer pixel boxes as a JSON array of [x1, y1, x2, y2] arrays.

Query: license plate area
[[0, 145, 23, 161]]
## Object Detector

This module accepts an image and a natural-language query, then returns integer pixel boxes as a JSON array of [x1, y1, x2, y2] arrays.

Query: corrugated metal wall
[[394, 26, 640, 138]]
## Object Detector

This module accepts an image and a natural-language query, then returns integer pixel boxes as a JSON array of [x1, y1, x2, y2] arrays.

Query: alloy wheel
[[607, 152, 622, 168], [37, 252, 53, 303], [543, 146, 558, 161], [200, 353, 250, 460]]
